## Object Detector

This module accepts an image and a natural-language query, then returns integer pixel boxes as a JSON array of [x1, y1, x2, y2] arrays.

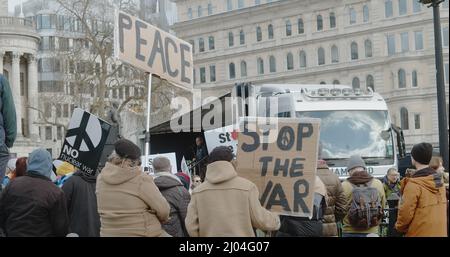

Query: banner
[[59, 108, 111, 176], [141, 152, 177, 174], [236, 117, 320, 218], [114, 10, 193, 90], [204, 125, 238, 156]]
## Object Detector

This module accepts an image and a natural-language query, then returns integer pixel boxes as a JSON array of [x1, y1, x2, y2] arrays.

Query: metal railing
[[0, 16, 35, 28]]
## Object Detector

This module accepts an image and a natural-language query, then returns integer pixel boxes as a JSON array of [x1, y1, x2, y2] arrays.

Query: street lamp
[[420, 0, 449, 170]]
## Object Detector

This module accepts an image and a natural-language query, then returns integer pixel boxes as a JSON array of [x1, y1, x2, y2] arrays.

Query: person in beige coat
[[96, 139, 170, 237], [185, 146, 280, 237]]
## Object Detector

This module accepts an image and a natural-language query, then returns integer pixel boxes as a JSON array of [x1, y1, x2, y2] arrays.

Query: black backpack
[[348, 180, 383, 230]]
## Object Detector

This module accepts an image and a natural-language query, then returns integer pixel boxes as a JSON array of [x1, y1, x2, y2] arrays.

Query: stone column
[[27, 55, 39, 140], [0, 51, 4, 74], [11, 52, 23, 137]]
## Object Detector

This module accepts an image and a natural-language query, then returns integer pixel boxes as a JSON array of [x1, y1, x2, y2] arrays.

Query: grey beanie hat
[[152, 156, 171, 173], [347, 155, 366, 172]]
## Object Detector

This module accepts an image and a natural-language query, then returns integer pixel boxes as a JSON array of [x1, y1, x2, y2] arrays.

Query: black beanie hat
[[114, 139, 141, 160], [209, 146, 233, 164], [411, 142, 433, 165]]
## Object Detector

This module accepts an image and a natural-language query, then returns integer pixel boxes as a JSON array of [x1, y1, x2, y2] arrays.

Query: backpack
[[348, 180, 383, 230]]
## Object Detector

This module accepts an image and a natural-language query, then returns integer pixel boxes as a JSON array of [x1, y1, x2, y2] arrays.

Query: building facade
[[171, 0, 449, 150]]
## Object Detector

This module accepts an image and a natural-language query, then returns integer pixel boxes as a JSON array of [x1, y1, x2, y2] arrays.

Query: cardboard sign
[[141, 152, 177, 175], [236, 117, 320, 218], [114, 10, 193, 90], [204, 125, 239, 156], [59, 108, 111, 176]]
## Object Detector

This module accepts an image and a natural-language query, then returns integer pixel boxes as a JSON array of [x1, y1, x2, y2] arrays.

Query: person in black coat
[[62, 170, 100, 237], [0, 148, 69, 237]]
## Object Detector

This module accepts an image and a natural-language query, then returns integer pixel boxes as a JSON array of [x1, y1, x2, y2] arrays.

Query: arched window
[[351, 42, 358, 60], [208, 36, 215, 50], [331, 45, 339, 63], [398, 69, 406, 88], [268, 24, 273, 39], [208, 3, 213, 15], [352, 77, 360, 90], [366, 75, 374, 91], [365, 39, 373, 57], [320, 81, 326, 85], [269, 56, 276, 72], [317, 15, 323, 31], [287, 53, 294, 70], [241, 61, 247, 77], [363, 5, 369, 22], [199, 38, 205, 52], [187, 8, 193, 19], [240, 30, 245, 45], [286, 20, 292, 36], [412, 70, 418, 87], [197, 6, 202, 17], [238, 0, 244, 8], [229, 62, 236, 79], [333, 79, 340, 85], [318, 47, 325, 65], [228, 32, 234, 47], [257, 26, 263, 41], [330, 12, 336, 28], [400, 107, 409, 130], [298, 18, 304, 34], [257, 58, 264, 74], [349, 8, 356, 24], [300, 50, 307, 67]]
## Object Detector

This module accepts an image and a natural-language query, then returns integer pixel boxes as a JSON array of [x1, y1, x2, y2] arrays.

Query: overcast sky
[[8, 0, 22, 13]]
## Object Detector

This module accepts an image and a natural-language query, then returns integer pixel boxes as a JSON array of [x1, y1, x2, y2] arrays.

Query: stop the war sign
[[204, 125, 238, 156], [59, 108, 111, 175]]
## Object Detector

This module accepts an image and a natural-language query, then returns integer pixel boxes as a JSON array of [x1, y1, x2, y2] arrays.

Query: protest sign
[[236, 117, 320, 218], [141, 152, 178, 174], [204, 125, 239, 156]]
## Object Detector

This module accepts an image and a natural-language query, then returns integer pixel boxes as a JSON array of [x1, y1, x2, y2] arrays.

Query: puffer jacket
[[154, 173, 191, 237], [316, 162, 347, 237]]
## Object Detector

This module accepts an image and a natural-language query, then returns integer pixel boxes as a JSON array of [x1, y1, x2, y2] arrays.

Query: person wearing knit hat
[[410, 142, 433, 165], [114, 139, 141, 160]]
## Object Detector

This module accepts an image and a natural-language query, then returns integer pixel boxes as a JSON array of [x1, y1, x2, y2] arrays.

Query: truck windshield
[[296, 110, 394, 167]]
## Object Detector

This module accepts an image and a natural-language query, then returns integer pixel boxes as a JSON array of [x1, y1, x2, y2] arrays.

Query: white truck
[[232, 83, 406, 179]]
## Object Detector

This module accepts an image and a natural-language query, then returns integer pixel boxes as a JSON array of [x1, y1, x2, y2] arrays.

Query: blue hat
[[27, 148, 53, 179]]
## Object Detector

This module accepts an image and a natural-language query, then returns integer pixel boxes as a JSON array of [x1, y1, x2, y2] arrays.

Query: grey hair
[[107, 150, 141, 168]]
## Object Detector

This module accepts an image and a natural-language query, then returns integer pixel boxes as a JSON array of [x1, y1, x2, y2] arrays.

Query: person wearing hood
[[185, 146, 280, 237], [96, 139, 170, 237], [153, 157, 191, 237], [341, 155, 385, 237], [0, 148, 69, 237], [62, 167, 100, 237], [382, 168, 401, 201], [395, 143, 447, 237]]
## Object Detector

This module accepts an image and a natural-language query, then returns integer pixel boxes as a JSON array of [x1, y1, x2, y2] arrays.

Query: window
[[367, 75, 374, 91], [387, 34, 396, 56], [317, 15, 323, 31], [199, 67, 206, 83], [444, 0, 449, 8], [320, 81, 326, 85], [401, 32, 409, 52], [257, 58, 264, 74], [227, 0, 233, 11], [188, 8, 193, 19], [330, 12, 336, 28], [300, 51, 307, 67], [349, 8, 356, 24], [255, 0, 261, 4], [412, 70, 418, 87], [286, 20, 292, 36], [363, 5, 369, 22], [443, 27, 449, 47], [415, 31, 424, 50], [298, 18, 304, 34], [385, 0, 393, 18], [228, 32, 234, 47], [238, 0, 244, 9], [351, 42, 359, 60], [257, 26, 263, 41], [241, 61, 247, 77], [318, 47, 325, 65], [352, 77, 360, 90], [229, 63, 236, 79], [57, 126, 63, 140], [287, 53, 294, 70], [414, 114, 421, 129], [45, 126, 52, 141], [189, 40, 195, 53], [198, 6, 202, 17], [398, 69, 406, 88], [199, 38, 205, 52], [331, 45, 339, 63], [240, 30, 245, 45], [268, 25, 273, 39], [63, 104, 69, 117], [209, 36, 215, 50], [20, 73, 24, 96], [210, 65, 216, 82], [125, 86, 130, 98], [413, 0, 421, 12], [269, 56, 276, 72], [45, 103, 52, 118], [56, 104, 62, 118], [208, 3, 213, 15], [399, 0, 407, 15], [365, 39, 373, 57], [333, 80, 340, 84], [400, 107, 409, 130]]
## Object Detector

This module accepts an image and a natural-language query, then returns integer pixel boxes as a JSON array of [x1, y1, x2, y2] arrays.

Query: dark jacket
[[154, 173, 191, 237], [381, 175, 401, 200], [0, 74, 17, 149], [62, 170, 100, 237], [316, 162, 347, 237], [0, 173, 69, 237]]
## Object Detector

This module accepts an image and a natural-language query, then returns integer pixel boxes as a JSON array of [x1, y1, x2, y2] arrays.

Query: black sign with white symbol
[[59, 108, 111, 175]]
